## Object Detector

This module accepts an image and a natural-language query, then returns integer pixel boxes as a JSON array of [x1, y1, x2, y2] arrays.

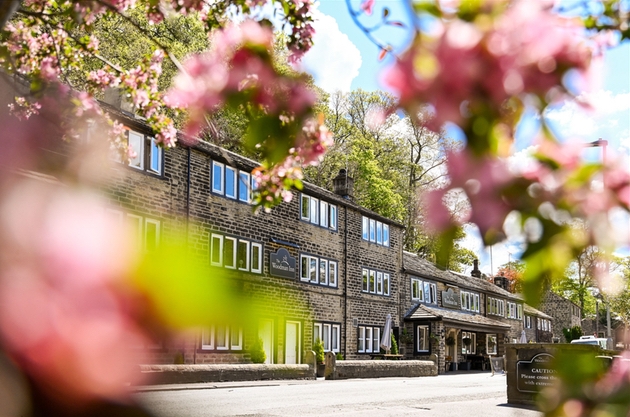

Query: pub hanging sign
[[270, 248, 296, 279], [441, 288, 460, 309]]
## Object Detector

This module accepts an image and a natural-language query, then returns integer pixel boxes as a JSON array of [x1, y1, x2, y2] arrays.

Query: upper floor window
[[361, 216, 389, 247], [517, 304, 523, 320], [362, 267, 391, 296], [127, 130, 163, 175], [507, 302, 517, 319], [461, 291, 480, 312], [210, 233, 263, 274], [410, 277, 436, 304], [313, 322, 340, 353], [300, 254, 338, 288], [211, 160, 255, 203], [358, 325, 381, 354], [525, 315, 532, 329], [108, 209, 160, 252], [487, 297, 505, 317], [300, 194, 337, 231]]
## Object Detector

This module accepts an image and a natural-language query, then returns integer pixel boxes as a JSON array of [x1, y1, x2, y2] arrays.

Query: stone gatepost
[[324, 351, 336, 380], [305, 350, 317, 379]]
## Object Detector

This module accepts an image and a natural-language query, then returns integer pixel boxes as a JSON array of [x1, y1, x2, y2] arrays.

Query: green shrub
[[313, 338, 325, 364], [336, 352, 344, 360], [250, 337, 266, 364], [391, 333, 399, 355], [562, 326, 583, 342]]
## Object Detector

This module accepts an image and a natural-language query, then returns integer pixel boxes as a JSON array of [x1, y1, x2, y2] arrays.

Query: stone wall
[[138, 363, 315, 385], [324, 353, 437, 380]]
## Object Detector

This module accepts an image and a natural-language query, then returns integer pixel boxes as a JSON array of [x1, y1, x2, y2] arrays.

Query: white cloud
[[544, 90, 630, 140], [298, 11, 362, 93]]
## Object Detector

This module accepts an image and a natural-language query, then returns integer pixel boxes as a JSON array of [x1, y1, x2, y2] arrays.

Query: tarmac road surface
[[134, 372, 542, 417]]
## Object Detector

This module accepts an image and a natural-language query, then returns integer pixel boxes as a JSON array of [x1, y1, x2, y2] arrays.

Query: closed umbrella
[[380, 313, 392, 353], [519, 330, 527, 343]]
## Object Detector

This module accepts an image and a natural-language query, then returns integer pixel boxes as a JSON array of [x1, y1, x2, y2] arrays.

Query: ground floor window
[[314, 322, 340, 353], [486, 334, 497, 355], [201, 325, 243, 351], [461, 331, 476, 354], [358, 325, 381, 353], [416, 325, 429, 353]]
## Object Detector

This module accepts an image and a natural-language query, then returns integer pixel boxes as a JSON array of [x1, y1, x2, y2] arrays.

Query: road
[[134, 373, 543, 417]]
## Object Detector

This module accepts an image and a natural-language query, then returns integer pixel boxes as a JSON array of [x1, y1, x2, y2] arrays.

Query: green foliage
[[173, 351, 185, 364], [335, 352, 344, 360], [400, 328, 413, 344], [250, 338, 266, 364], [462, 337, 472, 347], [390, 333, 399, 355], [313, 338, 325, 364], [445, 335, 456, 346], [562, 326, 583, 343]]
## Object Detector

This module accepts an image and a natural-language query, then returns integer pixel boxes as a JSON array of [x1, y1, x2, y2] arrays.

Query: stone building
[[539, 291, 582, 342], [102, 104, 554, 371], [103, 104, 404, 365]]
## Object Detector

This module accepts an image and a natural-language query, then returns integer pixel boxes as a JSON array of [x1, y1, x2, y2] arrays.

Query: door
[[285, 321, 301, 364], [259, 319, 274, 364]]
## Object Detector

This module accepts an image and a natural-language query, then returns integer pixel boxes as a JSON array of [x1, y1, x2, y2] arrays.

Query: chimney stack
[[333, 169, 354, 199], [471, 259, 482, 278], [104, 87, 134, 114]]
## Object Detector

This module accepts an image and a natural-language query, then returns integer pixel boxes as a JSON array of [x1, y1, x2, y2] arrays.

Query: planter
[[459, 361, 471, 371], [317, 363, 325, 377], [449, 362, 458, 371]]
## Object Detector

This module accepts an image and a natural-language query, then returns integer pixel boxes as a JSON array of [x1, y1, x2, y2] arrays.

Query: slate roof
[[523, 303, 553, 319], [402, 251, 523, 301], [405, 303, 511, 332]]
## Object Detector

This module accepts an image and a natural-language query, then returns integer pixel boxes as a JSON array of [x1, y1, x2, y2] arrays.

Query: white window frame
[[301, 194, 310, 221], [331, 324, 340, 353], [230, 326, 243, 350], [517, 304, 523, 320], [300, 255, 310, 282], [411, 278, 423, 302], [201, 326, 215, 350], [525, 315, 531, 329], [329, 261, 338, 287], [216, 325, 230, 350], [319, 258, 328, 286], [369, 219, 376, 242], [127, 214, 143, 250], [237, 239, 250, 271], [238, 171, 251, 203], [362, 268, 369, 292], [369, 270, 376, 293], [362, 216, 369, 240], [358, 326, 365, 353], [376, 222, 383, 244], [144, 218, 160, 252], [417, 325, 429, 352], [212, 161, 225, 195], [128, 130, 145, 170], [251, 242, 263, 274], [223, 236, 237, 269], [309, 197, 319, 224], [365, 327, 373, 353], [330, 205, 338, 231], [383, 224, 389, 247], [461, 331, 476, 354], [225, 166, 237, 199], [487, 334, 497, 355], [320, 200, 329, 228], [383, 273, 390, 296], [376, 271, 383, 295], [148, 137, 162, 174]]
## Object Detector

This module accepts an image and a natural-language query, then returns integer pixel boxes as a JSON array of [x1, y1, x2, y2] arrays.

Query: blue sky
[[300, 0, 630, 275]]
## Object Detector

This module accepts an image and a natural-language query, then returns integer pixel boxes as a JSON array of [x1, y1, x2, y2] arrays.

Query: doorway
[[285, 320, 301, 364], [259, 318, 274, 364]]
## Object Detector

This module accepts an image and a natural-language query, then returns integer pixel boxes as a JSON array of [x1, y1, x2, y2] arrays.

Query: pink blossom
[[361, 0, 375, 15]]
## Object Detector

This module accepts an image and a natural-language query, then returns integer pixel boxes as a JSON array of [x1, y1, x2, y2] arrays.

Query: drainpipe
[[343, 205, 348, 359], [187, 147, 196, 364]]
